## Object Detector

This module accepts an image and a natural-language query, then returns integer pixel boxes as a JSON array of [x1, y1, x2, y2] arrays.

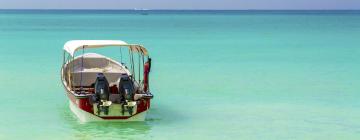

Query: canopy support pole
[[138, 51, 141, 83], [71, 56, 75, 91], [79, 46, 85, 94], [128, 48, 135, 80], [141, 53, 145, 87], [119, 47, 123, 63], [132, 50, 135, 80]]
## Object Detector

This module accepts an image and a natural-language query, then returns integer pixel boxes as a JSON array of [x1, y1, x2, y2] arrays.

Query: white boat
[[61, 40, 153, 122]]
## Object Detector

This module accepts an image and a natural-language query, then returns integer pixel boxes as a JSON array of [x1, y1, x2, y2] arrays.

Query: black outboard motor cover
[[91, 73, 110, 115], [95, 73, 110, 101], [118, 75, 135, 101]]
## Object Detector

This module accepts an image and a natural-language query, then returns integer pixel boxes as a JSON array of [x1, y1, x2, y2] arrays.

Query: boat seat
[[71, 73, 123, 87], [73, 57, 110, 70]]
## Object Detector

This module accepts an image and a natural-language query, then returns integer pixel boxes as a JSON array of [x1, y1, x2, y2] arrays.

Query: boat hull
[[69, 100, 147, 122], [65, 90, 150, 122]]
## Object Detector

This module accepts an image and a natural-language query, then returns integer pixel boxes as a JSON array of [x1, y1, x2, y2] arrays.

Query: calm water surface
[[0, 10, 359, 139]]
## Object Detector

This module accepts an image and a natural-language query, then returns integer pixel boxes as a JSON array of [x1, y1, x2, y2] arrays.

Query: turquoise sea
[[0, 10, 359, 139]]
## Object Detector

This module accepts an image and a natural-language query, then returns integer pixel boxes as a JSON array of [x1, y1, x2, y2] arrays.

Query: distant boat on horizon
[[133, 8, 150, 11], [133, 8, 150, 15]]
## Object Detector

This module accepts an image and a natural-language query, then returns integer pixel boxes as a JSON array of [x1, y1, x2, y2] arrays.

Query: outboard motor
[[119, 75, 135, 101], [118, 74, 135, 115], [92, 73, 111, 115]]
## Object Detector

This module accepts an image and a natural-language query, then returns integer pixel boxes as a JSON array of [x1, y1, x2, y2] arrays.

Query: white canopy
[[64, 40, 148, 56]]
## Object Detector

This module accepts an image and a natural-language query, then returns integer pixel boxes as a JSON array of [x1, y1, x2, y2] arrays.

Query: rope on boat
[[124, 46, 145, 88]]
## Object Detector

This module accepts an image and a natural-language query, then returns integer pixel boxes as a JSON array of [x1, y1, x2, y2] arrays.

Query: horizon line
[[0, 8, 360, 11]]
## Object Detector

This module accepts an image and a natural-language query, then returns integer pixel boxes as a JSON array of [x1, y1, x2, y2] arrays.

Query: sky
[[0, 0, 359, 10]]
